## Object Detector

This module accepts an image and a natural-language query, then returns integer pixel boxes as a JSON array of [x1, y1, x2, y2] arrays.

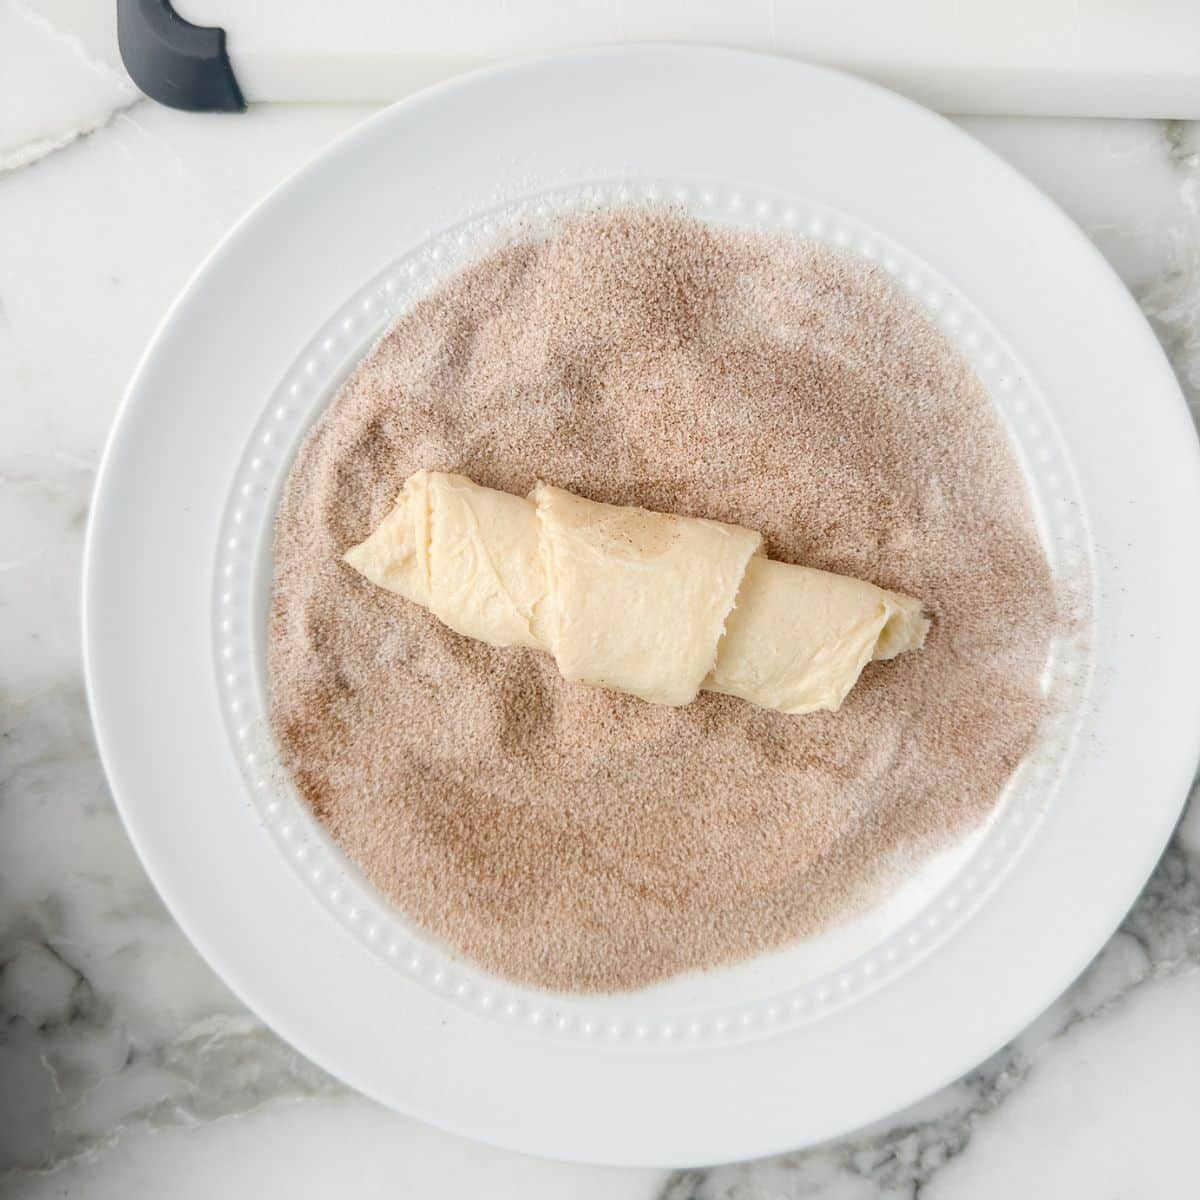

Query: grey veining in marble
[[0, 0, 135, 171], [2, 8, 1200, 1197]]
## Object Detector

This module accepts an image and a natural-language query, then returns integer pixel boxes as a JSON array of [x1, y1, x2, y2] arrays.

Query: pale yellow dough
[[344, 470, 928, 714]]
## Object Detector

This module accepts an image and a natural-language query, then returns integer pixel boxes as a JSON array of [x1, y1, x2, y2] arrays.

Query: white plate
[[84, 47, 1200, 1166], [218, 180, 1089, 1031]]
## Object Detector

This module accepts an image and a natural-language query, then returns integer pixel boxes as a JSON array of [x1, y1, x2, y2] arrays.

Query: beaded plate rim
[[211, 178, 1094, 1050]]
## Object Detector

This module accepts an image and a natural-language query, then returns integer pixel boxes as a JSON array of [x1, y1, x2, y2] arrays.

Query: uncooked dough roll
[[344, 470, 928, 714]]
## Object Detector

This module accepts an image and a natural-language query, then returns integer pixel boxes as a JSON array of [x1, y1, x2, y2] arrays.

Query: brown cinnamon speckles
[[268, 209, 1057, 992]]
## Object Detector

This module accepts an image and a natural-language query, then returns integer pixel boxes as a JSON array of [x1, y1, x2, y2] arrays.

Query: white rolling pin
[[171, 0, 1200, 117]]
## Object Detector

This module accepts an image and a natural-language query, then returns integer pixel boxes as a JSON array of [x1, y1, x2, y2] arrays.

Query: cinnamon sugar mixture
[[268, 210, 1056, 992]]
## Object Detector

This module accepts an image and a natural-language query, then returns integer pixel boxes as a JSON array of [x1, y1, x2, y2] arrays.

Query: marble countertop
[[3, 3, 1199, 1196]]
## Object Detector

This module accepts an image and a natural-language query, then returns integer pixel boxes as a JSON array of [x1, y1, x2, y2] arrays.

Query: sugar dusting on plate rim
[[212, 179, 1095, 1048]]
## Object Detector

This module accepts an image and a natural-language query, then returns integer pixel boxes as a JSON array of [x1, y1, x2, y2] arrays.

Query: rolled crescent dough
[[344, 470, 928, 714]]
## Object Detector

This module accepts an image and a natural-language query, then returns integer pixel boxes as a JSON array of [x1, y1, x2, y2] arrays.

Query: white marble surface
[[3, 4, 1200, 1196]]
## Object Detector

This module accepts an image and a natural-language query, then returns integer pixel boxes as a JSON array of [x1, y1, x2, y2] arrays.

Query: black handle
[[117, 0, 245, 113]]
